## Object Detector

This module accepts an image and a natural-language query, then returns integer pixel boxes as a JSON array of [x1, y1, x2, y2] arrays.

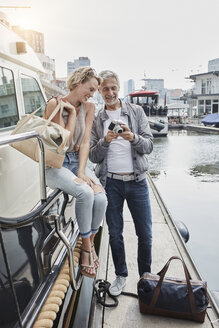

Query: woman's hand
[[63, 102, 76, 115], [58, 96, 76, 115], [78, 172, 96, 187]]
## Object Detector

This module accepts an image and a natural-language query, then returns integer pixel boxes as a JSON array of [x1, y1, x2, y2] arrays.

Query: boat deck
[[91, 174, 218, 328]]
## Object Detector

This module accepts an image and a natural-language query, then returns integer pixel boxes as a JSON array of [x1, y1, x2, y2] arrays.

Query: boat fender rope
[[93, 279, 138, 308], [33, 238, 82, 328]]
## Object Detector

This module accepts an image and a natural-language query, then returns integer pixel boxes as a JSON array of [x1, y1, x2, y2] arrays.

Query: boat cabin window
[[0, 67, 19, 129], [131, 95, 158, 106], [21, 75, 46, 116]]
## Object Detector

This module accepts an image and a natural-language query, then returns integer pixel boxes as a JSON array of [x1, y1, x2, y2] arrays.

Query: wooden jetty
[[89, 174, 218, 328]]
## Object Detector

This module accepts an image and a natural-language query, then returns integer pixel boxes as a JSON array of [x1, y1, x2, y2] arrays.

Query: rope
[[93, 279, 138, 308], [33, 237, 82, 328]]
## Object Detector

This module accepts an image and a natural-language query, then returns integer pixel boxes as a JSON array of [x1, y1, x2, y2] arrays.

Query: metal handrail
[[55, 215, 83, 291], [0, 189, 61, 228], [0, 131, 47, 201], [0, 132, 82, 291]]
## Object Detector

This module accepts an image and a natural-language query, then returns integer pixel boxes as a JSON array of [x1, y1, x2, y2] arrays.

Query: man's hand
[[119, 125, 135, 141], [105, 130, 119, 143]]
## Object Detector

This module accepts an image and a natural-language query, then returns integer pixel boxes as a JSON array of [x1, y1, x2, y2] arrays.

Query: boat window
[[139, 97, 147, 105], [21, 75, 46, 116], [132, 97, 138, 104], [0, 66, 19, 129]]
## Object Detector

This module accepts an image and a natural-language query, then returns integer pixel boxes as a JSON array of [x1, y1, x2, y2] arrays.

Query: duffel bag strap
[[148, 256, 197, 314]]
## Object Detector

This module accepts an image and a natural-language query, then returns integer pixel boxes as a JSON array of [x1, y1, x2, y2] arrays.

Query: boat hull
[[149, 116, 168, 137]]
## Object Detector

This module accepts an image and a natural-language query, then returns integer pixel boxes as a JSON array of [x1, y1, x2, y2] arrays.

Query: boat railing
[[0, 131, 47, 202], [0, 132, 82, 291]]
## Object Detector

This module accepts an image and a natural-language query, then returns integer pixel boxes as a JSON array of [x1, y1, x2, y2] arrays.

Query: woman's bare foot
[[91, 244, 99, 270]]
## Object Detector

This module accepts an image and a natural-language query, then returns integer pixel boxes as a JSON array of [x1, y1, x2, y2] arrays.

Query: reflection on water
[[148, 130, 219, 295], [190, 162, 219, 182]]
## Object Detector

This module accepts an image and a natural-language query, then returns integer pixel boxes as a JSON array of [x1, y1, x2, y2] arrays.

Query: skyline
[[2, 0, 219, 95]]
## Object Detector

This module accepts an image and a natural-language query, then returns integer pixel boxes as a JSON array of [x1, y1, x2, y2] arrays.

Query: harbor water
[[148, 129, 219, 295]]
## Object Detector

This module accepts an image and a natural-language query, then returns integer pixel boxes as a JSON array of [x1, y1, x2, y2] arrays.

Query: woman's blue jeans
[[105, 177, 152, 277], [45, 152, 107, 238]]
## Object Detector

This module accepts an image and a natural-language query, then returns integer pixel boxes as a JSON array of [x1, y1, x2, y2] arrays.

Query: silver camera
[[108, 120, 125, 134]]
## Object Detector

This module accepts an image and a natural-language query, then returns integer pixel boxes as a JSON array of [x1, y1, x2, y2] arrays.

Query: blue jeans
[[45, 152, 107, 238], [105, 177, 152, 277]]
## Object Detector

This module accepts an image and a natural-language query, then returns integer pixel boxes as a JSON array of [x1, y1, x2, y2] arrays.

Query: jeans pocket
[[136, 178, 147, 186]]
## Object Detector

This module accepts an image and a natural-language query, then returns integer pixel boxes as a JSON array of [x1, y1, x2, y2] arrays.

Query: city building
[[37, 53, 56, 81], [12, 25, 57, 85], [11, 25, 63, 98], [208, 58, 219, 72], [67, 57, 91, 76], [124, 79, 135, 97], [12, 26, 44, 53], [141, 78, 166, 105], [188, 71, 219, 117]]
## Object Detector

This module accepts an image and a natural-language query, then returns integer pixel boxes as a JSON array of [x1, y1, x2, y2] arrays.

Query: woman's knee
[[76, 182, 94, 202], [94, 190, 108, 209]]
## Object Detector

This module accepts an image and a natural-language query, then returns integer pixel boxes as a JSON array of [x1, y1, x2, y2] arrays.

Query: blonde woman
[[44, 67, 107, 278]]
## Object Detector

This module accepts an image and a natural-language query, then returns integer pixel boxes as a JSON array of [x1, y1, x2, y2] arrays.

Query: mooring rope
[[33, 238, 82, 328]]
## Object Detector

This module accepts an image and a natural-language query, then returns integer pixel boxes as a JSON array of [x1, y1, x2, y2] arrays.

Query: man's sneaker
[[109, 276, 126, 296]]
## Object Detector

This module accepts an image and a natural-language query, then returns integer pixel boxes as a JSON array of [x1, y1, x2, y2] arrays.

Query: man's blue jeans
[[105, 177, 152, 277]]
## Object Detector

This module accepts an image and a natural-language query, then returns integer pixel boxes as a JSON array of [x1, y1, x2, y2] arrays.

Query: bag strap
[[40, 100, 75, 153], [12, 104, 43, 132], [15, 100, 73, 130], [40, 100, 75, 129], [148, 256, 197, 314]]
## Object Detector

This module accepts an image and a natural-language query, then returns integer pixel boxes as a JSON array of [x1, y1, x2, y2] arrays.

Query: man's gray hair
[[98, 70, 120, 86]]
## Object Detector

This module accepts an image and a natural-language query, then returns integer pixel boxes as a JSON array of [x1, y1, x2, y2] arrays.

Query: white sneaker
[[109, 276, 126, 296]]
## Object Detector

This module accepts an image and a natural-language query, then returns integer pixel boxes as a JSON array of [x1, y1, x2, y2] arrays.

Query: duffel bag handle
[[149, 256, 197, 314]]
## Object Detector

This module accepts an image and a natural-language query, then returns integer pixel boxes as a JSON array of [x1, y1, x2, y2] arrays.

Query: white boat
[[0, 20, 84, 328], [126, 90, 168, 137]]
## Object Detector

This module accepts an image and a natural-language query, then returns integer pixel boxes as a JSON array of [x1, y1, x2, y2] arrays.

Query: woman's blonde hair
[[67, 66, 102, 91]]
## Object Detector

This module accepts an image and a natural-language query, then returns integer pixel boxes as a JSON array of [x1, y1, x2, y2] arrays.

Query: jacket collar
[[99, 99, 129, 121]]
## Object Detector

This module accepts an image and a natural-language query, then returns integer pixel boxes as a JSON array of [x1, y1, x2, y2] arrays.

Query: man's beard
[[105, 98, 118, 106]]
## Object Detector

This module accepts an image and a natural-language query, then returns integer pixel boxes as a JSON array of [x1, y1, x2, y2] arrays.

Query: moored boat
[[0, 20, 93, 328], [125, 90, 168, 137], [201, 113, 219, 127]]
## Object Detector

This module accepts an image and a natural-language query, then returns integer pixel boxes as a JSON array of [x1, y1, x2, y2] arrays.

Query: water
[[148, 130, 219, 294]]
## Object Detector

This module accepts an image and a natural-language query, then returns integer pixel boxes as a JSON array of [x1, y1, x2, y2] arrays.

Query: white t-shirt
[[104, 108, 134, 173]]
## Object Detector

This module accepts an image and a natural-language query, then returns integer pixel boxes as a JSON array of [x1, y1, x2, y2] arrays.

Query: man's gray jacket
[[89, 101, 153, 187]]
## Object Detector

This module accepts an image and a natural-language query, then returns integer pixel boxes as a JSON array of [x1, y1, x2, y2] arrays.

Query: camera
[[108, 120, 125, 134]]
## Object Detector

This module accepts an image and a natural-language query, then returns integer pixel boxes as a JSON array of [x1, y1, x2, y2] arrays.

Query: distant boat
[[125, 90, 168, 137], [201, 113, 219, 127]]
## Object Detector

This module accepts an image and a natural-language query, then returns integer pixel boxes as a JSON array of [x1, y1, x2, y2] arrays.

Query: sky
[[2, 0, 219, 95]]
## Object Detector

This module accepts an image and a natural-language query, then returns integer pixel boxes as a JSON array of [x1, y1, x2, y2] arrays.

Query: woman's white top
[[63, 103, 86, 152]]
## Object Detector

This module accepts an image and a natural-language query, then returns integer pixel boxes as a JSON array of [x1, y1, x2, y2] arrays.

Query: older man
[[89, 70, 153, 296]]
